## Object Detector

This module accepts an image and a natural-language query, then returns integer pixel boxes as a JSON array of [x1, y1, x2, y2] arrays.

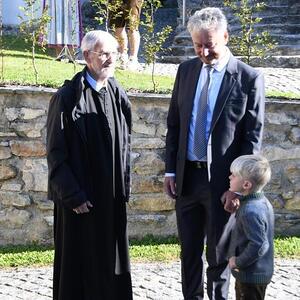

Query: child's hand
[[229, 256, 238, 270]]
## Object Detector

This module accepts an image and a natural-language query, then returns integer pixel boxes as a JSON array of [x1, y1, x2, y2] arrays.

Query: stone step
[[173, 0, 300, 67], [229, 14, 300, 25], [178, 14, 300, 32], [173, 26, 300, 46], [171, 43, 300, 57], [158, 55, 300, 68], [187, 4, 300, 16], [229, 24, 300, 35], [186, 0, 299, 11], [271, 45, 300, 56], [173, 34, 300, 50]]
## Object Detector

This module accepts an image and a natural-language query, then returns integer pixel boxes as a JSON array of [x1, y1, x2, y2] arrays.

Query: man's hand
[[229, 256, 238, 270], [164, 176, 177, 199], [221, 190, 240, 213], [73, 201, 93, 214]]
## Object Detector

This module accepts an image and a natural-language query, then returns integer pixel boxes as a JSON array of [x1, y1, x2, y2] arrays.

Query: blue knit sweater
[[228, 192, 274, 284]]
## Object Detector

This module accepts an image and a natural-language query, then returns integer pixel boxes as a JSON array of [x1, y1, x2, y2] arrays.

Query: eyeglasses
[[89, 50, 119, 60]]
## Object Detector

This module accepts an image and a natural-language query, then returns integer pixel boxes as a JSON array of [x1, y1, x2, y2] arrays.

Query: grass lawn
[[1, 36, 300, 98], [0, 236, 299, 268], [0, 36, 174, 93]]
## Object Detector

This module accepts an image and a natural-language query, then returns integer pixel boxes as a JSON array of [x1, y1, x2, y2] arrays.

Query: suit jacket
[[165, 55, 265, 208]]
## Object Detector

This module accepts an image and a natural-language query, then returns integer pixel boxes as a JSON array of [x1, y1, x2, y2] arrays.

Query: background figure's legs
[[127, 29, 140, 70], [128, 29, 140, 61], [115, 27, 129, 68]]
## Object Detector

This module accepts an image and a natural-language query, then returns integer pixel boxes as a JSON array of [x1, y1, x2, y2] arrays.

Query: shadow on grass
[[0, 235, 179, 254]]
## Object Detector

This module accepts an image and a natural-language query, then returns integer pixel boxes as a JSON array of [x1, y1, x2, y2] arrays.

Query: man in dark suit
[[164, 7, 265, 300]]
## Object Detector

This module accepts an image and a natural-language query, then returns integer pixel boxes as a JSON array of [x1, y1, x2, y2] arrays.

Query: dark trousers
[[176, 163, 231, 300], [235, 280, 267, 300]]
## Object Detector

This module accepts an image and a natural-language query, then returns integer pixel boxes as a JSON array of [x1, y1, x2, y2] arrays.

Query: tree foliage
[[19, 0, 51, 84], [91, 0, 124, 32], [141, 0, 172, 92], [224, 0, 277, 65]]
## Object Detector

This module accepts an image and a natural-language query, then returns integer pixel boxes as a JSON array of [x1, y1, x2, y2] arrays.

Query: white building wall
[[3, 0, 42, 26]]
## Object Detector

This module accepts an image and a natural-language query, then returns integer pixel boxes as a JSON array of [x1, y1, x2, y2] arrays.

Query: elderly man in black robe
[[47, 30, 132, 300]]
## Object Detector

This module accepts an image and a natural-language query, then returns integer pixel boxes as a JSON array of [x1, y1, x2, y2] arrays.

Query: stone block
[[0, 229, 28, 245], [131, 175, 163, 193], [10, 140, 46, 157], [282, 190, 295, 200], [290, 127, 300, 143], [22, 159, 48, 192], [133, 105, 169, 126], [5, 108, 19, 121], [263, 145, 300, 161], [33, 196, 54, 211], [284, 162, 300, 188], [0, 132, 17, 137], [26, 219, 52, 244], [132, 137, 165, 149], [0, 192, 31, 207], [9, 118, 46, 138], [133, 122, 156, 136], [156, 124, 167, 137], [129, 193, 175, 211], [20, 108, 46, 120], [5, 107, 45, 121], [265, 112, 298, 125], [43, 216, 54, 226], [263, 125, 288, 144], [285, 193, 300, 210], [0, 182, 22, 191], [0, 208, 31, 228], [0, 165, 17, 181], [0, 146, 12, 160], [127, 211, 177, 238], [132, 152, 165, 175]]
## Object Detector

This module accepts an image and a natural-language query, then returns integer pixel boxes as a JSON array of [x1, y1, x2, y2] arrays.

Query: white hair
[[187, 7, 228, 34], [81, 30, 118, 52], [230, 154, 271, 193]]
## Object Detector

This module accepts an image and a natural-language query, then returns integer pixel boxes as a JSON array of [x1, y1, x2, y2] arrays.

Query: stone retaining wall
[[0, 86, 299, 245]]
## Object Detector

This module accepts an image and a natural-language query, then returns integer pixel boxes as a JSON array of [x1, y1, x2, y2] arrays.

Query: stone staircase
[[161, 0, 300, 67]]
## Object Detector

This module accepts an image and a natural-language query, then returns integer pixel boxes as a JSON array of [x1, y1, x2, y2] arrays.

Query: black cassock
[[47, 70, 132, 300]]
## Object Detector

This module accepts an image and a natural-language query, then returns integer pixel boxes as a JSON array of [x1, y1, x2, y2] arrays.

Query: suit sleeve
[[241, 72, 265, 154], [165, 67, 181, 173], [120, 89, 132, 201], [47, 93, 87, 209]]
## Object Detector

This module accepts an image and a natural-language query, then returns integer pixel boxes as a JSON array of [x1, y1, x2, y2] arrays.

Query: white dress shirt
[[187, 47, 231, 161]]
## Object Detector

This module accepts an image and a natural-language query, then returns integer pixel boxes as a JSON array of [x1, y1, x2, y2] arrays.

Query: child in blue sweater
[[228, 154, 274, 300]]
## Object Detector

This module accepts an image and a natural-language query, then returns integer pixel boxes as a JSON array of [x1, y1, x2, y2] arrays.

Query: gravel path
[[1, 259, 299, 299], [139, 63, 300, 95]]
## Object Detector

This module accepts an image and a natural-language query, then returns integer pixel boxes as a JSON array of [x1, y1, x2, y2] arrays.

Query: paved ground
[[140, 63, 300, 96], [0, 259, 299, 299]]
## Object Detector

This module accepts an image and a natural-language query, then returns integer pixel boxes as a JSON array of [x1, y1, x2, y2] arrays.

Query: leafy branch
[[19, 0, 51, 84], [141, 0, 172, 92], [224, 0, 277, 65]]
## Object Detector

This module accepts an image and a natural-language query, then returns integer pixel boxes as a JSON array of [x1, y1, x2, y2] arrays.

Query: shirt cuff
[[165, 173, 175, 177]]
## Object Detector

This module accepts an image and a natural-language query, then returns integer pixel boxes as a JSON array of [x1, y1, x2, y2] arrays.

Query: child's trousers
[[235, 280, 267, 300]]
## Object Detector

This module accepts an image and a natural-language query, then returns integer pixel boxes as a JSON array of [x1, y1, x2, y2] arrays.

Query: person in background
[[47, 30, 133, 300], [164, 7, 265, 300], [228, 154, 274, 300], [108, 0, 143, 70]]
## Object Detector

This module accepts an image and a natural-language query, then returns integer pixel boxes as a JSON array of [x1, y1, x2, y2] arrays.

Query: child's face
[[229, 173, 245, 194]]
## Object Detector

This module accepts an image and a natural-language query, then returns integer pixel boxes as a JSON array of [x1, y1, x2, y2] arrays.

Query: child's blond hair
[[230, 154, 271, 192]]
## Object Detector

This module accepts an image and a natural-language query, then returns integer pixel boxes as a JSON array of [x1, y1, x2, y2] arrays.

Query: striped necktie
[[193, 65, 213, 160]]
